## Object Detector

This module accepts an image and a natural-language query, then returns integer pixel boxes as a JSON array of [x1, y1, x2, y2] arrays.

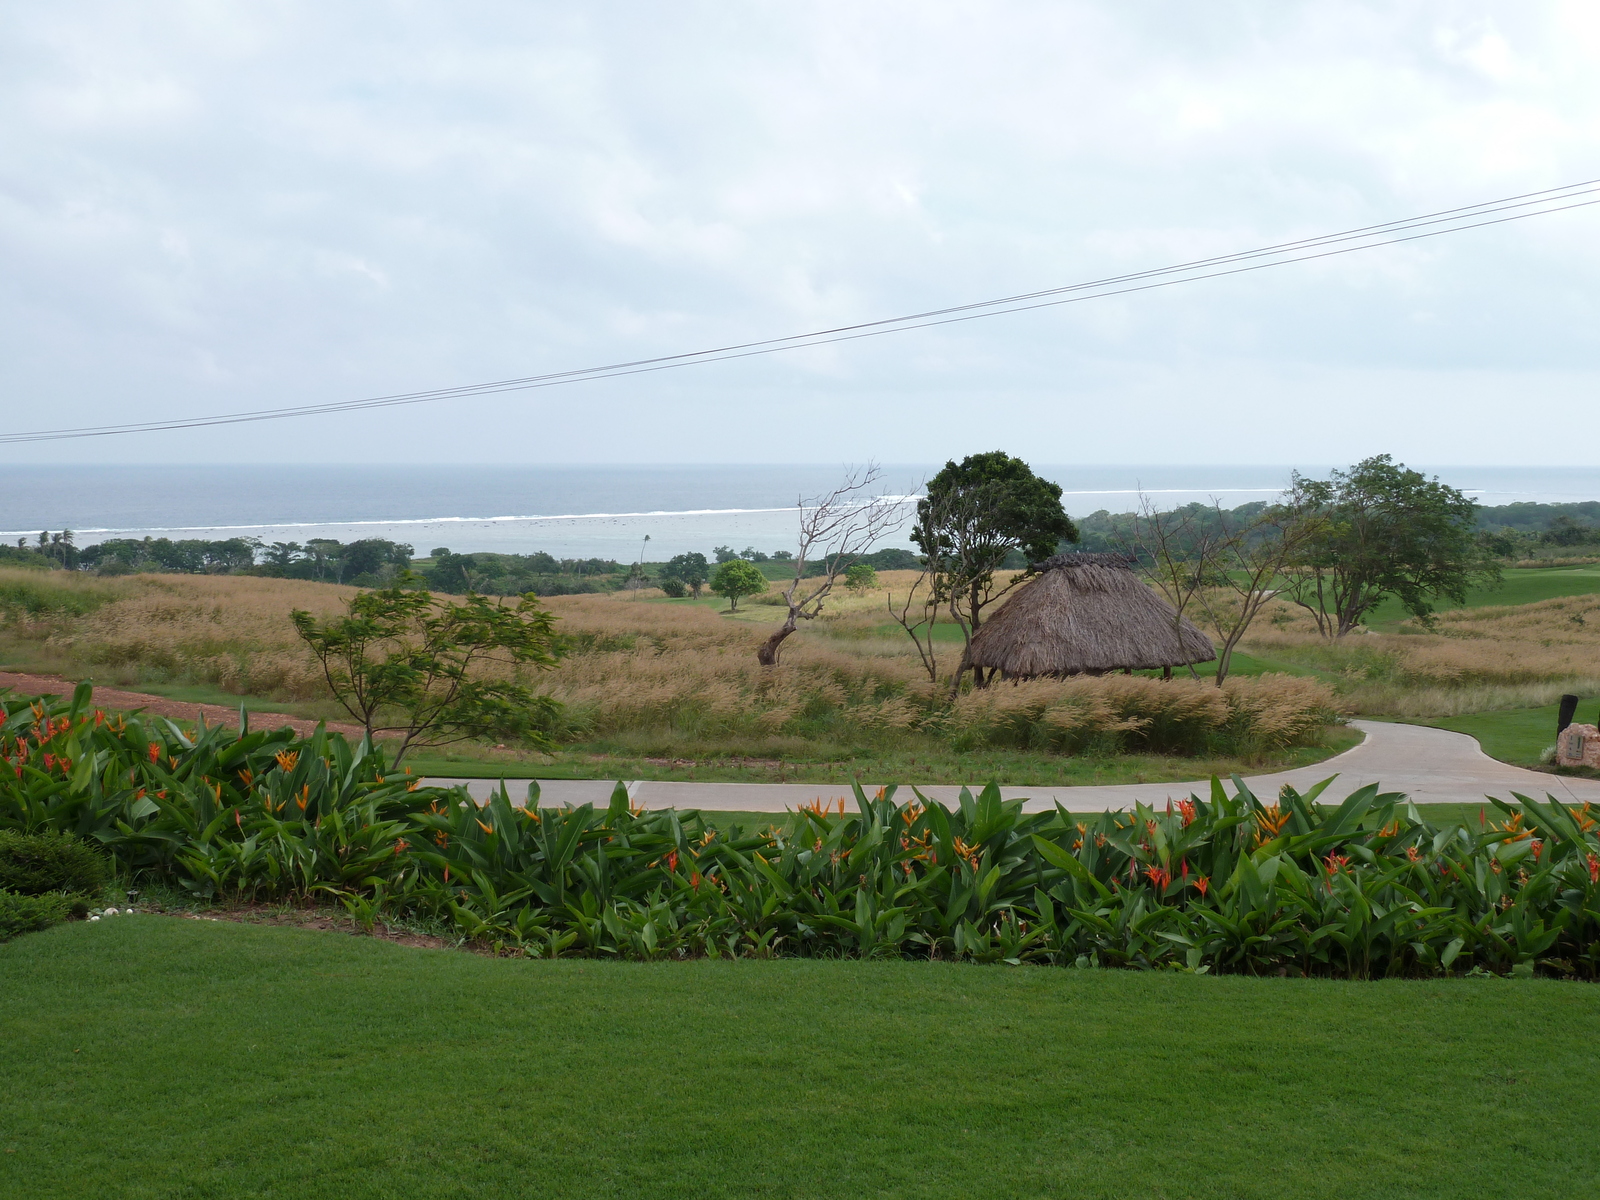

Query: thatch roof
[[967, 553, 1216, 677]]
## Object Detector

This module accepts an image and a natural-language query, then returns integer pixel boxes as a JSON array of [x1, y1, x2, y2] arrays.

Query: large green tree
[[1281, 455, 1497, 637], [911, 451, 1077, 688]]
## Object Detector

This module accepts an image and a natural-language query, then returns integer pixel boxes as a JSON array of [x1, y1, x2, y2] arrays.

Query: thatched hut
[[967, 553, 1215, 679]]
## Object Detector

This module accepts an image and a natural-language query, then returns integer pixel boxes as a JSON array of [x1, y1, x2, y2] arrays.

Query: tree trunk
[[757, 614, 800, 666]]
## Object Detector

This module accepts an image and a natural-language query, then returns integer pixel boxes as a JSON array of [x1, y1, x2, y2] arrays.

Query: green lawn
[[405, 725, 1363, 788], [1364, 565, 1600, 629], [1420, 705, 1569, 768], [4, 920, 1598, 1199]]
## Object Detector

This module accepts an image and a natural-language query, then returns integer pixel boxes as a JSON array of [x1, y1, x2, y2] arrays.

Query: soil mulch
[[165, 906, 450, 950], [0, 671, 364, 739]]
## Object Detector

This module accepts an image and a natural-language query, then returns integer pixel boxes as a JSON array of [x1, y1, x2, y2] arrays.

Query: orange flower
[[296, 784, 309, 811], [148, 742, 161, 763], [476, 819, 494, 835], [1254, 805, 1290, 845], [1194, 875, 1210, 897], [1177, 799, 1196, 827], [275, 750, 299, 772], [1588, 853, 1599, 884]]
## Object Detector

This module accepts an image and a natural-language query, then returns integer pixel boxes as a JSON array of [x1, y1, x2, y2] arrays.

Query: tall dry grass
[[1241, 593, 1600, 717], [1, 569, 1342, 755], [942, 672, 1336, 758], [0, 568, 345, 697]]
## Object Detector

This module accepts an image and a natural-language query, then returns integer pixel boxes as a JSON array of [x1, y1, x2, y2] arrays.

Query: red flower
[[690, 871, 701, 888], [1177, 799, 1196, 827], [666, 850, 679, 873], [1530, 839, 1543, 860], [1588, 853, 1599, 885], [1323, 853, 1350, 875], [1194, 875, 1210, 897], [148, 742, 161, 763], [1143, 864, 1170, 889]]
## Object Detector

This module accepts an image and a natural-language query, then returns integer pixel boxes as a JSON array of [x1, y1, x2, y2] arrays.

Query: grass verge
[[404, 724, 1363, 786], [4, 918, 1598, 1200]]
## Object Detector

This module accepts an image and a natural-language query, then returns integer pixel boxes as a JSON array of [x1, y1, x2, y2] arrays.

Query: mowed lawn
[[1363, 564, 1600, 628], [5, 921, 1600, 1199], [1423, 705, 1568, 768]]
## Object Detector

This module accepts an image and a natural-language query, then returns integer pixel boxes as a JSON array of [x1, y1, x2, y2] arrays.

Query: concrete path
[[426, 720, 1600, 813]]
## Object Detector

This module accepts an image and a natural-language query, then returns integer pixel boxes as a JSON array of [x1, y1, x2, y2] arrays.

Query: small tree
[[710, 559, 767, 611], [291, 580, 564, 765], [756, 465, 907, 666], [845, 563, 878, 595], [662, 551, 710, 597]]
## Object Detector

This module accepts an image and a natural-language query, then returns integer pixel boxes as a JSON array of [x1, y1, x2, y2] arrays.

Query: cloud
[[2, 1, 1598, 465]]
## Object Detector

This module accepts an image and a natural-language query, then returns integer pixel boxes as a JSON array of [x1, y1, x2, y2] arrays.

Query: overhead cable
[[5, 177, 1598, 443]]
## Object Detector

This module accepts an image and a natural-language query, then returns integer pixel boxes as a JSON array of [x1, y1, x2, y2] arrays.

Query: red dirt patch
[[0, 670, 364, 739]]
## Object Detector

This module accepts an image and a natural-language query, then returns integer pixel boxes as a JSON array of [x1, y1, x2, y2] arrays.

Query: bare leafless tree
[[1118, 497, 1220, 680], [1188, 499, 1316, 684], [887, 565, 942, 685], [756, 464, 909, 667]]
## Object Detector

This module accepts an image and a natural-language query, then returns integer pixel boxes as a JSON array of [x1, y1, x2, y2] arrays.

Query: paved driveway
[[427, 720, 1600, 813]]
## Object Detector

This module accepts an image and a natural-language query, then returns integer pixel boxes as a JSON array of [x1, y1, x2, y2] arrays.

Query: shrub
[[659, 577, 687, 598], [0, 889, 82, 942], [0, 829, 110, 897]]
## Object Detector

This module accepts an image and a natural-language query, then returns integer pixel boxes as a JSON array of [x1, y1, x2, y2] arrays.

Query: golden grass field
[[5, 563, 1597, 763]]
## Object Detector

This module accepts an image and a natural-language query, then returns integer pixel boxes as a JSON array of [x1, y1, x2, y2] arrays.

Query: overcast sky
[[4, 2, 1599, 466]]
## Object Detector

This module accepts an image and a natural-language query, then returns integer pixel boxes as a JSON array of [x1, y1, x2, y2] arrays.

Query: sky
[[3, 2, 1600, 466]]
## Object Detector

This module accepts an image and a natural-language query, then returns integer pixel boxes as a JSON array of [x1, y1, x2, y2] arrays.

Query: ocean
[[4, 464, 1598, 561]]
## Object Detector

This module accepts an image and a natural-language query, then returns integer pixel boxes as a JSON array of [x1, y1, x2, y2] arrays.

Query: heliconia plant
[[5, 685, 1600, 978]]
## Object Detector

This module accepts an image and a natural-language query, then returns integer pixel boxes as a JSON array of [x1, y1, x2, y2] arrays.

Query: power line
[[6, 178, 1599, 444]]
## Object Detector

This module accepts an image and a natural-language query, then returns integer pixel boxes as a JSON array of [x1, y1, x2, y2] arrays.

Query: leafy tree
[[713, 545, 737, 563], [844, 563, 878, 595], [911, 451, 1077, 689], [709, 559, 767, 611], [342, 538, 414, 584], [1280, 455, 1497, 637], [291, 580, 564, 765], [1541, 515, 1596, 547], [661, 551, 710, 597]]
